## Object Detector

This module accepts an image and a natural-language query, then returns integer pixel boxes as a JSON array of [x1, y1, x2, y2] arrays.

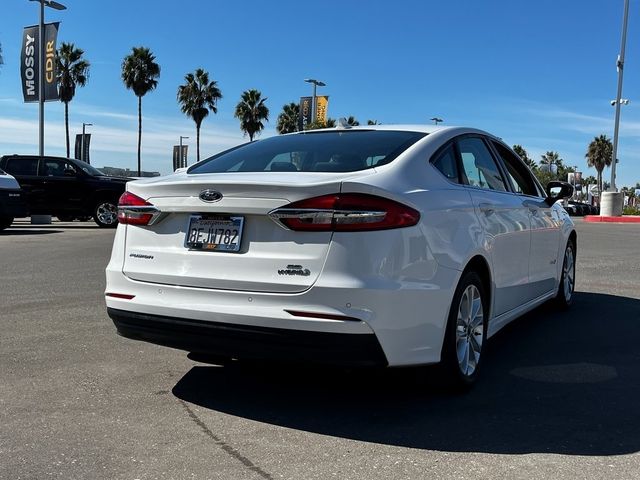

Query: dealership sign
[[315, 96, 329, 123], [21, 23, 60, 103], [298, 96, 313, 130]]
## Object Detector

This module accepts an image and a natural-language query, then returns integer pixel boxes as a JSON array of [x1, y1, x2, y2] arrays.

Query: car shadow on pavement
[[0, 229, 62, 235], [172, 292, 640, 456], [10, 224, 100, 230]]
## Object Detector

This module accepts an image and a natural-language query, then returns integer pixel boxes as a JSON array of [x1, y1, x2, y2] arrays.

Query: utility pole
[[610, 0, 629, 192], [30, 0, 67, 157]]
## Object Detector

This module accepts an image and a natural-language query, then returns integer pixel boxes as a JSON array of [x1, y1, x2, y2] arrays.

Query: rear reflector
[[285, 310, 360, 322], [117, 192, 159, 225], [105, 293, 135, 300], [269, 193, 420, 232]]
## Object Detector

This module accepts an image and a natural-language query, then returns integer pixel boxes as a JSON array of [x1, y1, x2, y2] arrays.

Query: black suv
[[0, 167, 28, 230], [0, 155, 130, 227]]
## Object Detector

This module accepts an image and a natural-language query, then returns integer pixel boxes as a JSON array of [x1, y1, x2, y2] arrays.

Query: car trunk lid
[[121, 172, 364, 293]]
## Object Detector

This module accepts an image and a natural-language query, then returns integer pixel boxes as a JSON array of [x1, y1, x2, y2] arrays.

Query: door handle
[[479, 203, 495, 215], [529, 208, 538, 216]]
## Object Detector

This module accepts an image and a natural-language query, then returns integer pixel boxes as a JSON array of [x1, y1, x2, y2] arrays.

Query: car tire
[[439, 271, 488, 391], [93, 200, 118, 228], [0, 216, 14, 231], [554, 239, 576, 309]]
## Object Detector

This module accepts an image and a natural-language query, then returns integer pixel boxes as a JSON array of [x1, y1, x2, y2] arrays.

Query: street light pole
[[81, 123, 92, 162], [38, 0, 44, 157], [29, 0, 66, 158], [610, 0, 630, 192], [304, 78, 326, 124], [179, 136, 189, 168]]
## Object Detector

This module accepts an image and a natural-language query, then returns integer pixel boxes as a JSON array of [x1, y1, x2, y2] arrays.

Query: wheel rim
[[563, 245, 575, 302], [455, 284, 484, 377], [96, 202, 117, 225]]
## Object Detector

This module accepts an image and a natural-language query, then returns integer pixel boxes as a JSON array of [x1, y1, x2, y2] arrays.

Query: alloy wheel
[[563, 244, 575, 303], [96, 202, 118, 226], [455, 284, 484, 377]]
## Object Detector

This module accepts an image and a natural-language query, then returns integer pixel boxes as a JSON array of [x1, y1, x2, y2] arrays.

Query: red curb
[[584, 215, 640, 223]]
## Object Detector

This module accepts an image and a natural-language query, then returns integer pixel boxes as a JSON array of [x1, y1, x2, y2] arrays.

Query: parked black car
[[0, 155, 130, 227], [0, 167, 29, 230], [568, 201, 590, 216]]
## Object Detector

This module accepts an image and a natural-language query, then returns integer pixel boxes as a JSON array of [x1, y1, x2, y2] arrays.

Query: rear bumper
[[108, 307, 388, 367]]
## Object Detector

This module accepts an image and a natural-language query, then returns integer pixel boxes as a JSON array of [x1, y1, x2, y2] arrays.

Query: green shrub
[[623, 205, 640, 215]]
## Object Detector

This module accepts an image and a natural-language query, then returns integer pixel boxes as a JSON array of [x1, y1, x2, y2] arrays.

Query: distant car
[[106, 125, 576, 389], [556, 200, 577, 216], [568, 201, 589, 216], [0, 168, 28, 231], [0, 155, 130, 227]]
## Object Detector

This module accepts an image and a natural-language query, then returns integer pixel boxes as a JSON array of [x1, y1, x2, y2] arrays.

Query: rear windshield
[[188, 130, 427, 174]]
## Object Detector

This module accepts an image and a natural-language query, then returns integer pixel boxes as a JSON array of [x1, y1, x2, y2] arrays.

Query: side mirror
[[545, 180, 574, 206]]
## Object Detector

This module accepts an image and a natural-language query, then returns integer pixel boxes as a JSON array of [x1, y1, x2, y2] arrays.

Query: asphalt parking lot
[[1, 218, 640, 480]]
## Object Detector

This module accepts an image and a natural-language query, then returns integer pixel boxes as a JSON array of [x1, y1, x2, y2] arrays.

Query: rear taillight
[[269, 193, 420, 232], [117, 192, 159, 225]]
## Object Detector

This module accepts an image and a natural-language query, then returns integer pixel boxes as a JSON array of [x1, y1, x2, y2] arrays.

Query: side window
[[63, 162, 78, 176], [5, 158, 38, 176], [431, 144, 459, 182], [457, 137, 507, 191], [40, 159, 68, 177], [491, 142, 540, 197]]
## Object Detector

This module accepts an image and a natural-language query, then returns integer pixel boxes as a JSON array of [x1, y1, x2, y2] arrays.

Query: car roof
[[289, 124, 500, 141], [2, 154, 71, 160]]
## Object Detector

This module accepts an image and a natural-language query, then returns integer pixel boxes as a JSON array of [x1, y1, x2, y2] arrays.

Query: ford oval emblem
[[199, 189, 223, 203]]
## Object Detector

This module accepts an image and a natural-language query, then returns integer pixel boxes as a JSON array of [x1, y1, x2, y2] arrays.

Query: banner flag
[[315, 96, 329, 123], [74, 133, 91, 163], [21, 22, 60, 103], [173, 145, 188, 170], [299, 96, 313, 130]]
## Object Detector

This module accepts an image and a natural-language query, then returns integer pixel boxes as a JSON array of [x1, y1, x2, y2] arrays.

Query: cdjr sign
[[20, 23, 60, 103]]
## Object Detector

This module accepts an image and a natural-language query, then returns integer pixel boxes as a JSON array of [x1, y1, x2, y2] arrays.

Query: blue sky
[[1, 0, 640, 186]]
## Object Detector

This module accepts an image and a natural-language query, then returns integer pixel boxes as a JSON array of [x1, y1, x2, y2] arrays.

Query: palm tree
[[121, 46, 160, 176], [177, 68, 222, 162], [234, 89, 269, 141], [585, 134, 613, 193], [55, 43, 90, 158], [584, 175, 597, 186], [345, 116, 360, 126], [512, 144, 537, 171], [276, 102, 300, 134], [367, 120, 379, 125], [305, 117, 337, 130], [540, 151, 563, 173]]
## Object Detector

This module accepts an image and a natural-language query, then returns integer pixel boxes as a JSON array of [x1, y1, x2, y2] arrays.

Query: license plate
[[185, 215, 244, 252]]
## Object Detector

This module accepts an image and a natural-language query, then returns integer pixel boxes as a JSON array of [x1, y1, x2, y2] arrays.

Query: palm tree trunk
[[64, 102, 70, 158], [137, 96, 142, 177], [196, 123, 201, 162], [597, 170, 602, 195]]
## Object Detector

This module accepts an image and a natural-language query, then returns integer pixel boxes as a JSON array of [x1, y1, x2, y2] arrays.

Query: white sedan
[[105, 125, 576, 388]]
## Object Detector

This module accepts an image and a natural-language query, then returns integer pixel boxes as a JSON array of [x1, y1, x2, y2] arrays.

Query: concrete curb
[[584, 215, 640, 223]]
